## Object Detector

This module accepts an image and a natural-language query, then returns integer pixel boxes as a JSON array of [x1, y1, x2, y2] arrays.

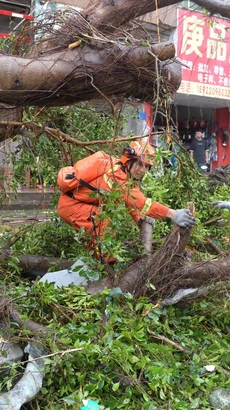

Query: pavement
[[0, 210, 55, 227], [0, 187, 57, 211]]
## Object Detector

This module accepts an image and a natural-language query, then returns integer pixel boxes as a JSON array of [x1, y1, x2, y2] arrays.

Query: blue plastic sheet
[[80, 399, 99, 410]]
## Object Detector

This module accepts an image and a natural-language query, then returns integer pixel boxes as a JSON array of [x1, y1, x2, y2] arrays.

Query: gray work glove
[[211, 200, 230, 210], [138, 216, 156, 228], [172, 209, 196, 228]]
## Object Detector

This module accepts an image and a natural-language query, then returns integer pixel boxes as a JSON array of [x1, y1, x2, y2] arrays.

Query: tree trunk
[[0, 41, 179, 107], [0, 0, 229, 107], [0, 249, 72, 276], [86, 225, 230, 297], [1, 227, 229, 300], [140, 220, 153, 253], [84, 0, 230, 32], [86, 253, 230, 296]]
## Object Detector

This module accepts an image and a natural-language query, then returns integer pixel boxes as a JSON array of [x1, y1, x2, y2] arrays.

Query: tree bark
[[1, 238, 229, 300], [84, 0, 230, 33], [86, 225, 230, 297], [0, 41, 178, 107], [0, 295, 50, 335], [86, 255, 230, 296], [0, 0, 228, 107], [140, 221, 153, 253], [0, 249, 72, 276]]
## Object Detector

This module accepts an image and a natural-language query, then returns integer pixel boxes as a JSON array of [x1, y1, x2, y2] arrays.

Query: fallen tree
[[0, 0, 229, 303], [1, 222, 229, 301], [0, 2, 230, 408], [0, 0, 229, 107], [0, 249, 72, 276], [86, 225, 230, 298]]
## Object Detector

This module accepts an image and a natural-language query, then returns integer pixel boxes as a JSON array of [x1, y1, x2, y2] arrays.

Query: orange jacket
[[58, 163, 169, 226]]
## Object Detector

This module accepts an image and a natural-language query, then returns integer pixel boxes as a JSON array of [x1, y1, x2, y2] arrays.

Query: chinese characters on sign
[[177, 9, 230, 99]]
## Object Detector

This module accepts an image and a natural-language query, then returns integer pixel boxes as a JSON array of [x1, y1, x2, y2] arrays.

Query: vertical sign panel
[[177, 8, 230, 99]]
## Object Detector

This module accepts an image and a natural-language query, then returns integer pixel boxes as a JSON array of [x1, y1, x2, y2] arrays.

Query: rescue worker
[[57, 141, 196, 261]]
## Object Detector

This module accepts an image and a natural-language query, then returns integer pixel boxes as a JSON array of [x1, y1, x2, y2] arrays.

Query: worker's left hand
[[138, 216, 155, 228], [211, 200, 230, 210]]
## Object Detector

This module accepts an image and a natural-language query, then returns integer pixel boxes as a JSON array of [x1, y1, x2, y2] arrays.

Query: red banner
[[0, 9, 33, 20], [177, 8, 230, 99]]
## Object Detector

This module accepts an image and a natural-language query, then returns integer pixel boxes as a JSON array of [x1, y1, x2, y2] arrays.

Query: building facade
[[143, 3, 230, 170]]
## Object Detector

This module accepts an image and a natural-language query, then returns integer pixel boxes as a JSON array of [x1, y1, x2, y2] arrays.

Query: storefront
[[175, 8, 230, 170], [143, 7, 230, 171]]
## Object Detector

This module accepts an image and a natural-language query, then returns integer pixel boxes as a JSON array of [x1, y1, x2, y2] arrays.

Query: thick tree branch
[[0, 41, 179, 107], [0, 0, 228, 107], [0, 249, 72, 275], [84, 0, 230, 33], [118, 42, 176, 65]]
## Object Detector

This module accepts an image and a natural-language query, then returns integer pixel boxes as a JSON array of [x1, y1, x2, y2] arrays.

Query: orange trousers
[[57, 194, 116, 262]]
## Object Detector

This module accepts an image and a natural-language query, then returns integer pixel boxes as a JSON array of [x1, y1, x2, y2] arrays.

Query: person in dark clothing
[[189, 130, 209, 172]]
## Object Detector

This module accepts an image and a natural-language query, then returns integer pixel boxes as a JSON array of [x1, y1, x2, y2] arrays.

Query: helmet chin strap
[[126, 159, 137, 173]]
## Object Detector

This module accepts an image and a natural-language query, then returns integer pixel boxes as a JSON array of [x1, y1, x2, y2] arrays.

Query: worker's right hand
[[211, 200, 230, 210], [172, 209, 196, 228]]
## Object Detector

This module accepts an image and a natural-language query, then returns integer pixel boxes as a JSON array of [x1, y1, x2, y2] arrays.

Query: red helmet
[[120, 140, 156, 166]]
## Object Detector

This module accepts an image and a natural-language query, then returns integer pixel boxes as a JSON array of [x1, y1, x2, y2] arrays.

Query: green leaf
[[63, 395, 76, 404], [112, 382, 120, 391], [190, 398, 200, 409]]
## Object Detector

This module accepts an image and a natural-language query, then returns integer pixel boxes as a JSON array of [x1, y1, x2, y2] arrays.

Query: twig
[[0, 345, 84, 372], [203, 216, 223, 226], [35, 399, 41, 410], [50, 302, 73, 323], [21, 347, 83, 365], [148, 330, 190, 353], [205, 237, 222, 254], [220, 366, 230, 376], [2, 228, 28, 249], [45, 126, 153, 147]]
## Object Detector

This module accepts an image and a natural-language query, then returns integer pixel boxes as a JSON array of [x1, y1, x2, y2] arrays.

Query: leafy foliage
[[1, 106, 230, 263], [5, 105, 116, 191], [142, 148, 230, 254], [0, 277, 229, 410], [1, 104, 230, 410]]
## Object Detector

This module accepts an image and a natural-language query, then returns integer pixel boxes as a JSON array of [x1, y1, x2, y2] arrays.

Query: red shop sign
[[177, 8, 230, 99]]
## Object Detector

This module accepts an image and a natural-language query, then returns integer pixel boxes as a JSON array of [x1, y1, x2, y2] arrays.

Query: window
[[179, 0, 203, 12]]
